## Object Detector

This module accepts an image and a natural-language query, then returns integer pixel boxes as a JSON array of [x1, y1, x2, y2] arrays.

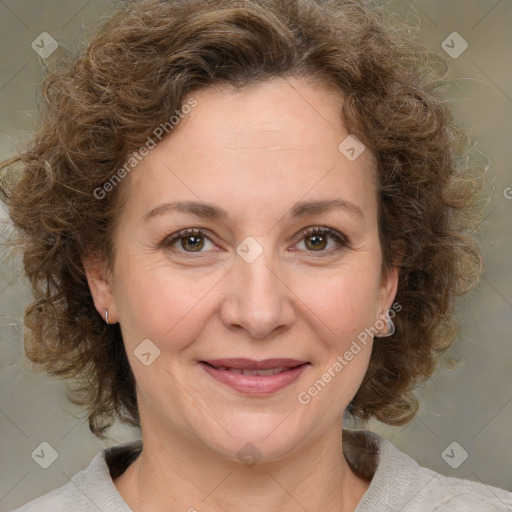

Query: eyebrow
[[143, 198, 365, 222]]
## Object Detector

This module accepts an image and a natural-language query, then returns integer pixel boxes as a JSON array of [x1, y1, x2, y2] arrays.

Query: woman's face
[[87, 77, 398, 462]]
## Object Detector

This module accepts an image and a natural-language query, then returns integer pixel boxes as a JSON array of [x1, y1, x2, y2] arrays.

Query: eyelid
[[163, 228, 218, 251], [163, 225, 350, 255], [299, 226, 349, 246]]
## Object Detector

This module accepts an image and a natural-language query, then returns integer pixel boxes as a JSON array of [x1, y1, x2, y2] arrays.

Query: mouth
[[198, 358, 311, 395], [202, 364, 299, 375]]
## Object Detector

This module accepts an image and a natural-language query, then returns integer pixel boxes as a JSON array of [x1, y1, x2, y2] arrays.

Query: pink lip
[[199, 360, 310, 396], [202, 358, 308, 370]]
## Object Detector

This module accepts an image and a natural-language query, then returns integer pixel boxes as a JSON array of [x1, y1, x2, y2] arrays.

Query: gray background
[[0, 0, 511, 509]]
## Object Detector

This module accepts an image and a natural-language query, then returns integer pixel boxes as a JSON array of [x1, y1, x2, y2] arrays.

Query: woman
[[1, 0, 511, 510]]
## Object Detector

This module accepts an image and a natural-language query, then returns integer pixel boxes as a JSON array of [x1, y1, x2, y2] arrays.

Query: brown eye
[[304, 232, 328, 251], [296, 227, 348, 254], [164, 228, 214, 254], [180, 233, 205, 252]]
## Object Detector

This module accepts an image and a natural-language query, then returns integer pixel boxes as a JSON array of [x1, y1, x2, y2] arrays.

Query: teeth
[[215, 366, 288, 375]]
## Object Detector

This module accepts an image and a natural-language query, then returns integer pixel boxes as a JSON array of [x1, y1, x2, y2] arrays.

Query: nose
[[220, 240, 296, 339]]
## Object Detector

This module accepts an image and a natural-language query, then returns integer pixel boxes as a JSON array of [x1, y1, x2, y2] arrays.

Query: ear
[[376, 264, 400, 322], [82, 253, 118, 324]]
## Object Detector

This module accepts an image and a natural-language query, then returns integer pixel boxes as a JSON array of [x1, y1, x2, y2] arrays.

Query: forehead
[[119, 77, 377, 224], [178, 78, 348, 149]]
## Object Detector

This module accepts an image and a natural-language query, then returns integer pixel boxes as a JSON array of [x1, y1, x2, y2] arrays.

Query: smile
[[198, 360, 310, 395], [212, 366, 291, 375]]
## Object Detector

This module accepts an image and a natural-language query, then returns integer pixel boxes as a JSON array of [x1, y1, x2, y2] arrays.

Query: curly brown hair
[[0, 0, 484, 439]]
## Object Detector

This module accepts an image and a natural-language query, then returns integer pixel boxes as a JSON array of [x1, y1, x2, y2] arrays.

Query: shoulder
[[10, 479, 84, 512], [10, 440, 142, 512], [346, 429, 512, 512], [414, 465, 512, 511]]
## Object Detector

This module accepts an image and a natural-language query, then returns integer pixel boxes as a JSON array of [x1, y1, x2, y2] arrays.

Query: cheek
[[113, 256, 221, 348], [302, 270, 377, 395], [303, 260, 381, 341], [113, 240, 381, 358]]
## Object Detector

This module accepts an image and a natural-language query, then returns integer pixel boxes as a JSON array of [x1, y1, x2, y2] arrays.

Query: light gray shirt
[[11, 429, 512, 511]]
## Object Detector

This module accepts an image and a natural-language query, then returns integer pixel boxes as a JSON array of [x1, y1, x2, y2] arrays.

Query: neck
[[114, 424, 371, 512]]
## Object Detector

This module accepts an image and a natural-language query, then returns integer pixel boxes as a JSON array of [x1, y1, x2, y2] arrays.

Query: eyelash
[[163, 226, 349, 256]]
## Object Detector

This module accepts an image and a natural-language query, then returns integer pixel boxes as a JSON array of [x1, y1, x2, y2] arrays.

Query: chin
[[193, 415, 308, 465]]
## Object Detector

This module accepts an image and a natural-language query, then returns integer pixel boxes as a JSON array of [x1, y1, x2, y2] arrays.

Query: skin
[[84, 77, 399, 512]]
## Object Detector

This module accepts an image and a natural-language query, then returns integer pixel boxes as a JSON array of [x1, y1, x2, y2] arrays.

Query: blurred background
[[0, 0, 511, 509]]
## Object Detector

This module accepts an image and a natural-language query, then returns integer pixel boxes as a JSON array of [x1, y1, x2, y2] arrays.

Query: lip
[[199, 359, 310, 396], [201, 358, 308, 370]]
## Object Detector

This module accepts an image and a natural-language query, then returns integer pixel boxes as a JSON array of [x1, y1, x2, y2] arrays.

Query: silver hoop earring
[[374, 309, 395, 338], [105, 309, 109, 324]]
